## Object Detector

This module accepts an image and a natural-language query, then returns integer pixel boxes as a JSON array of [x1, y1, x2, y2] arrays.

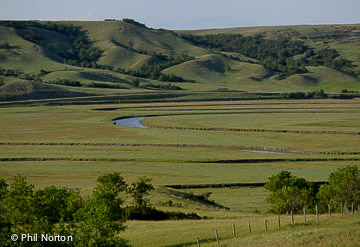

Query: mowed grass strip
[[1, 107, 360, 153], [121, 214, 360, 247], [0, 161, 358, 188], [142, 112, 360, 132]]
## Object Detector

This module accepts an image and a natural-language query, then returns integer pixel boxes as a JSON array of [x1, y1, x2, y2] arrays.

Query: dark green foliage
[[87, 82, 128, 89], [127, 177, 154, 208], [124, 206, 201, 220], [24, 33, 43, 44], [0, 78, 4, 87], [122, 18, 147, 28], [70, 173, 129, 247], [307, 48, 354, 74], [0, 68, 21, 77], [286, 90, 328, 99], [0, 42, 10, 49], [131, 79, 140, 87], [141, 83, 182, 90], [46, 79, 81, 87], [317, 166, 360, 213], [265, 171, 318, 213], [32, 185, 82, 223], [184, 33, 307, 77], [184, 33, 355, 77], [0, 21, 102, 64]]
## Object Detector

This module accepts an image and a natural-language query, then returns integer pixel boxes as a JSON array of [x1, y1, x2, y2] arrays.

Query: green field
[[1, 98, 360, 246]]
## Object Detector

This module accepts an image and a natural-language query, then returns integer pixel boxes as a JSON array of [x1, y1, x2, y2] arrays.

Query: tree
[[317, 165, 360, 212], [265, 171, 318, 213], [127, 177, 154, 208], [32, 185, 82, 223], [70, 173, 129, 247]]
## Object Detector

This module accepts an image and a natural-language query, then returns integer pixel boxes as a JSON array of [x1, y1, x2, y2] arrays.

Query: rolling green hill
[[0, 20, 359, 102]]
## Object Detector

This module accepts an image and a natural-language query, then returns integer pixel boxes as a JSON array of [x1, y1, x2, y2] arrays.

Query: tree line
[[183, 33, 356, 78], [0, 173, 200, 246], [265, 165, 360, 214], [0, 21, 190, 83]]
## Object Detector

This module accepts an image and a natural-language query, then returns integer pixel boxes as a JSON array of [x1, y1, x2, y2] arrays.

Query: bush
[[124, 206, 201, 221], [317, 166, 360, 213], [265, 171, 318, 213]]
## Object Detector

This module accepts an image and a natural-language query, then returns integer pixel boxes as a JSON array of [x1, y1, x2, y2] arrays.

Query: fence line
[[196, 203, 359, 246]]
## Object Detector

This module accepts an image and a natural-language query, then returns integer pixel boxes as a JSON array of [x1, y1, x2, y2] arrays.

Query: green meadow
[[1, 99, 360, 246]]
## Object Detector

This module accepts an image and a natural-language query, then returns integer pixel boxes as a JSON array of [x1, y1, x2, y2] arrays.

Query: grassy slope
[[66, 21, 208, 69], [0, 80, 89, 100], [0, 21, 359, 101], [178, 24, 360, 92]]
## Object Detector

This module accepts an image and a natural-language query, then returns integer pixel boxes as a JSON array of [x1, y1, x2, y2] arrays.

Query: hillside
[[0, 20, 359, 102]]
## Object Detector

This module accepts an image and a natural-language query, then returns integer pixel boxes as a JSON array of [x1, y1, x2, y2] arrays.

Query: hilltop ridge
[[0, 20, 359, 102]]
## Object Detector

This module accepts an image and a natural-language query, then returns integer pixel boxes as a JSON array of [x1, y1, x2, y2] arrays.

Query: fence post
[[328, 204, 331, 218], [291, 210, 294, 225], [303, 207, 306, 223], [316, 205, 319, 221], [265, 219, 267, 232], [232, 223, 236, 238], [344, 202, 347, 215], [197, 238, 200, 247], [248, 221, 252, 234], [215, 229, 220, 247], [341, 202, 343, 216], [352, 202, 354, 215], [278, 215, 281, 228]]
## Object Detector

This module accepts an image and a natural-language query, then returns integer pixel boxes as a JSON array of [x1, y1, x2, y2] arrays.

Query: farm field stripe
[[163, 181, 329, 189], [0, 157, 359, 163], [145, 124, 360, 135], [2, 142, 360, 155], [113, 114, 360, 135], [93, 101, 360, 111]]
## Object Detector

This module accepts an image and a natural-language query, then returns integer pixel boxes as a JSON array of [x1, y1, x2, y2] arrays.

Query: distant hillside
[[0, 20, 359, 102], [0, 80, 89, 101]]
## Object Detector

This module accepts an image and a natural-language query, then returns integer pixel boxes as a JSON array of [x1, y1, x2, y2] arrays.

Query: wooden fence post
[[232, 223, 236, 238], [215, 229, 220, 247], [341, 202, 343, 216], [316, 205, 319, 221], [265, 219, 267, 232], [291, 210, 294, 225], [277, 215, 281, 228], [352, 202, 354, 215], [197, 238, 200, 247], [328, 204, 331, 218], [303, 207, 306, 223], [248, 221, 251, 234]]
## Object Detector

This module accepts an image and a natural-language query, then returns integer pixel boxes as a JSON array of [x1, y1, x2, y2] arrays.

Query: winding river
[[114, 117, 147, 128], [114, 116, 294, 155]]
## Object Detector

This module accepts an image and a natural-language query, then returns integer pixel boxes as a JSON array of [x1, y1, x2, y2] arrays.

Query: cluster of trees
[[285, 90, 328, 99], [306, 48, 354, 74], [0, 42, 10, 49], [0, 173, 200, 246], [184, 33, 307, 77], [65, 55, 191, 83], [0, 21, 103, 65], [184, 33, 355, 78], [87, 82, 128, 89], [46, 79, 82, 87], [141, 83, 182, 90], [265, 166, 360, 214], [121, 18, 147, 28], [0, 68, 21, 77]]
